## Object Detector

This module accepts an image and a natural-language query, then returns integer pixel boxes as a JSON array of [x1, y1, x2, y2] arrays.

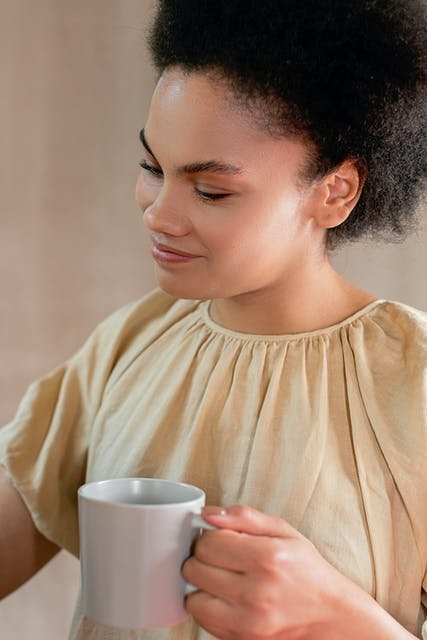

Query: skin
[[183, 506, 418, 640], [136, 67, 376, 335], [0, 470, 59, 599], [136, 68, 417, 639]]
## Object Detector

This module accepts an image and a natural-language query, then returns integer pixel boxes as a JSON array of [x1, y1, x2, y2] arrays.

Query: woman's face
[[136, 68, 324, 300]]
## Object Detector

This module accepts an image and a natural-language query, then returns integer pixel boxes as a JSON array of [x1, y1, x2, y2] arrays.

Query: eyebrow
[[139, 128, 244, 177]]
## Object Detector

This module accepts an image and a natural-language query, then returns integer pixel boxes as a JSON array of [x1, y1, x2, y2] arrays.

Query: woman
[[0, 1, 426, 639]]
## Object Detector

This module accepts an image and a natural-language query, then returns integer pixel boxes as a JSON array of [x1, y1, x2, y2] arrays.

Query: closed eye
[[196, 191, 232, 202], [138, 160, 233, 202], [139, 159, 163, 177]]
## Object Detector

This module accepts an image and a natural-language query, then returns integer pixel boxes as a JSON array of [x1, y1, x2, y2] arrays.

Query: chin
[[158, 283, 204, 300], [154, 265, 243, 301], [155, 270, 212, 300]]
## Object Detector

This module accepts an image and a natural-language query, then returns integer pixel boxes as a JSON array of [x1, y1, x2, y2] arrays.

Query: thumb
[[201, 504, 300, 539]]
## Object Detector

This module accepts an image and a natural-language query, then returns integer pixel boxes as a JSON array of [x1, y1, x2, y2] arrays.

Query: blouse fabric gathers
[[0, 287, 426, 640]]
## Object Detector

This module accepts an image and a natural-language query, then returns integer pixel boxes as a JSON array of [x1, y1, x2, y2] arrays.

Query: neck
[[209, 259, 376, 335]]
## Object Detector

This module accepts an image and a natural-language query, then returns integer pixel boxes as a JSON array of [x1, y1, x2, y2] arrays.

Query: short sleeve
[[0, 300, 144, 557]]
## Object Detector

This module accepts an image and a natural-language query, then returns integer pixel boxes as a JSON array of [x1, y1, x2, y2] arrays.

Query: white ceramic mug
[[78, 477, 214, 630]]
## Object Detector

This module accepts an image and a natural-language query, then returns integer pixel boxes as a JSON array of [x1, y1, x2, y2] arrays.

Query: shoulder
[[90, 287, 200, 346], [67, 288, 202, 380], [22, 289, 200, 401], [354, 299, 427, 479], [349, 300, 427, 465], [360, 301, 427, 550], [80, 288, 202, 376], [357, 299, 427, 367], [373, 299, 427, 339], [354, 299, 427, 398]]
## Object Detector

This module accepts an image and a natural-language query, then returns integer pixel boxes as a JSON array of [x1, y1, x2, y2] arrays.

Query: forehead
[[145, 68, 310, 175], [146, 69, 259, 150]]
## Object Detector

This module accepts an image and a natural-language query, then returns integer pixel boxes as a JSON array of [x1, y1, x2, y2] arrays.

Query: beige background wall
[[0, 2, 425, 638], [0, 1, 157, 637]]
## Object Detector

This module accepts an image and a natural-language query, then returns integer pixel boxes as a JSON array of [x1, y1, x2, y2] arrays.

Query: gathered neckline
[[197, 299, 387, 343]]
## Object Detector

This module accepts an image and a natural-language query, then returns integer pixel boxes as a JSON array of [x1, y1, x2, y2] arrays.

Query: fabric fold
[[0, 288, 425, 639]]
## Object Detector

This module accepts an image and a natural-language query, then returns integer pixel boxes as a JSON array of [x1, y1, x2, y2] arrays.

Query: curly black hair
[[148, 0, 427, 247]]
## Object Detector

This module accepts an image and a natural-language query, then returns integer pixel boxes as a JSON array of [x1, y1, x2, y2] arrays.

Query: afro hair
[[148, 0, 427, 247]]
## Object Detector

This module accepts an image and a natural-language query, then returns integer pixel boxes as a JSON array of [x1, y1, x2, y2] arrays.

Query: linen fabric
[[0, 288, 426, 640]]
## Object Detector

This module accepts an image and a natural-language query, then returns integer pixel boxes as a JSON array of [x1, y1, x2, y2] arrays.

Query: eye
[[139, 160, 232, 202], [195, 190, 232, 202], [139, 159, 163, 177]]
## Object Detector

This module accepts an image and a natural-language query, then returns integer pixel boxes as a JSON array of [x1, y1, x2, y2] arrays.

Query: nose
[[142, 199, 192, 237]]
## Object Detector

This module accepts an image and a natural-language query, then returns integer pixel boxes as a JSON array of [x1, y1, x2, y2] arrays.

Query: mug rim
[[77, 477, 206, 509]]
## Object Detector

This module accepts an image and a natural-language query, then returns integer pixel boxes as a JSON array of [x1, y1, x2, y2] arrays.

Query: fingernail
[[202, 505, 227, 517]]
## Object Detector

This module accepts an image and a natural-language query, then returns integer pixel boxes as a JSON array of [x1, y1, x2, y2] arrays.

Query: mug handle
[[190, 514, 217, 532], [184, 514, 217, 595]]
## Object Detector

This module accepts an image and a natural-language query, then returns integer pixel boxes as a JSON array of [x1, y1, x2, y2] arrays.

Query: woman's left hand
[[182, 505, 414, 640]]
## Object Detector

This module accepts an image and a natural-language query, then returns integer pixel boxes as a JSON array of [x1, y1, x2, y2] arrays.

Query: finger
[[192, 528, 262, 572], [202, 504, 301, 539], [192, 527, 288, 574], [182, 555, 245, 602], [197, 529, 246, 571], [185, 589, 235, 636]]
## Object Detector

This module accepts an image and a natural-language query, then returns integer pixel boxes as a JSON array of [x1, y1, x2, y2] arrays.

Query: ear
[[308, 159, 366, 230]]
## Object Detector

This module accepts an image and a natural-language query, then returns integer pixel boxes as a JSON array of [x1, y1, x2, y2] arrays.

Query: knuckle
[[252, 587, 277, 616], [254, 539, 287, 573], [245, 582, 271, 609], [228, 504, 252, 519], [234, 581, 260, 608], [287, 537, 312, 566], [234, 583, 281, 635]]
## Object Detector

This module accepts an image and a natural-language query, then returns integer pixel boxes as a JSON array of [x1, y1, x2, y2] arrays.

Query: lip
[[150, 240, 202, 264]]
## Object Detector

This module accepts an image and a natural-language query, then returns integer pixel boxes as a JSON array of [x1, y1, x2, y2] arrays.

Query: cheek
[[212, 202, 283, 257], [198, 217, 265, 275], [208, 199, 300, 276]]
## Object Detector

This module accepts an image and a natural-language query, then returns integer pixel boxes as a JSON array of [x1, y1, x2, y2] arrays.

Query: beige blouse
[[0, 288, 426, 640]]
